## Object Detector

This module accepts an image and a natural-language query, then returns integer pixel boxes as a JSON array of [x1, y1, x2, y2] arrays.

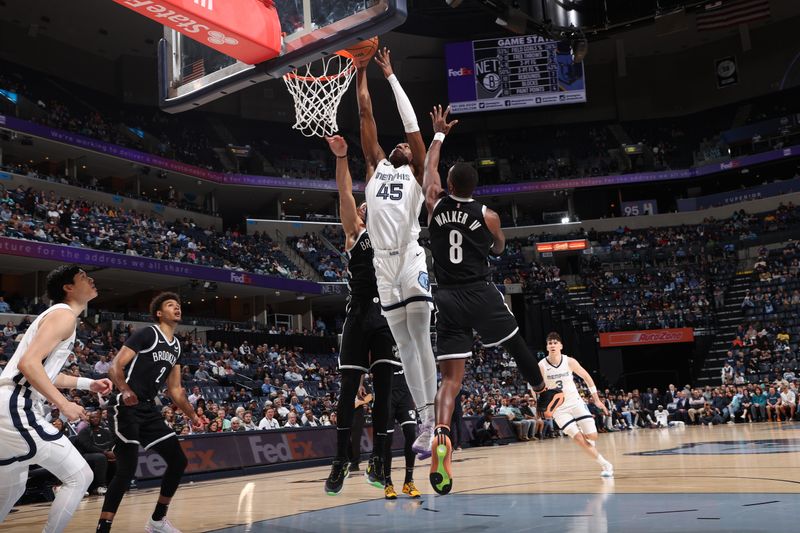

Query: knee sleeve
[[502, 333, 544, 390], [370, 363, 393, 438], [152, 438, 187, 498], [44, 463, 93, 533], [336, 369, 362, 429]]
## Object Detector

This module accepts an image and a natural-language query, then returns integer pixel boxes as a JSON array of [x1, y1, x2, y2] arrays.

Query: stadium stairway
[[274, 229, 324, 282], [695, 271, 752, 386]]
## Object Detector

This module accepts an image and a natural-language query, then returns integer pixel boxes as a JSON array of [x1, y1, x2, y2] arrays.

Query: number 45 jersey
[[365, 159, 432, 316]]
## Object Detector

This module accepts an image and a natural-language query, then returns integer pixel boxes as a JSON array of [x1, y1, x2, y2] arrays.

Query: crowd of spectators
[[0, 184, 304, 279]]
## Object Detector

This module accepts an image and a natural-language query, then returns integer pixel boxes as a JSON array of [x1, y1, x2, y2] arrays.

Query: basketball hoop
[[283, 50, 356, 138]]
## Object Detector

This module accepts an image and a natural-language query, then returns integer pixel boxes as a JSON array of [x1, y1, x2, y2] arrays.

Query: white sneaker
[[95, 486, 108, 496], [412, 424, 433, 459], [600, 462, 614, 478], [145, 517, 182, 533]]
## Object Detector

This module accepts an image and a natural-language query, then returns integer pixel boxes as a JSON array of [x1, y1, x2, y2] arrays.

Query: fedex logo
[[230, 272, 252, 284], [249, 434, 318, 463], [448, 67, 473, 77]]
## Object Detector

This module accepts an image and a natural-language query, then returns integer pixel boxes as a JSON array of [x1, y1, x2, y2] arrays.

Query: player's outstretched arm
[[326, 135, 362, 239], [54, 374, 113, 395], [569, 358, 608, 414], [167, 365, 202, 430], [356, 68, 385, 181], [109, 346, 139, 406], [17, 309, 87, 421], [374, 48, 426, 183], [423, 105, 459, 223], [484, 207, 506, 255]]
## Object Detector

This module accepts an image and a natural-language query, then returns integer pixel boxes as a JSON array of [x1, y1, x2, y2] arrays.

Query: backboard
[[158, 0, 406, 113]]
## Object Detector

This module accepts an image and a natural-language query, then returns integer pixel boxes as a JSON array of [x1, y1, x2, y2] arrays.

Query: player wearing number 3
[[539, 331, 614, 478], [357, 48, 438, 458], [423, 106, 561, 495]]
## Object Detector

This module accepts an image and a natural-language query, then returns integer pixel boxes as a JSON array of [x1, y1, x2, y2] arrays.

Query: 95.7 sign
[[621, 199, 658, 217]]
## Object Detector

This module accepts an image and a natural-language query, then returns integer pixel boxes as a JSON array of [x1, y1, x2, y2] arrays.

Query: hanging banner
[[715, 56, 738, 89], [599, 328, 694, 347]]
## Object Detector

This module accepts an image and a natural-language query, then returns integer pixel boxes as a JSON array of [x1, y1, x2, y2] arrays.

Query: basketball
[[345, 37, 379, 68]]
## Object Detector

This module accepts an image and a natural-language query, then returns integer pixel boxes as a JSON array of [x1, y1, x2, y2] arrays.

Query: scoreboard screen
[[445, 35, 586, 114]]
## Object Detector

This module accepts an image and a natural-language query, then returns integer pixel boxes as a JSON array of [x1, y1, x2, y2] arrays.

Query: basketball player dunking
[[539, 331, 614, 477], [0, 265, 112, 533], [97, 292, 202, 533], [323, 135, 401, 494], [357, 48, 437, 456], [422, 106, 563, 495]]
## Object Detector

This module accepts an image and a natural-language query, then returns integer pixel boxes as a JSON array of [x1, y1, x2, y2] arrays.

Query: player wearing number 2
[[539, 331, 614, 478], [97, 292, 202, 533], [423, 105, 561, 495], [358, 48, 438, 458]]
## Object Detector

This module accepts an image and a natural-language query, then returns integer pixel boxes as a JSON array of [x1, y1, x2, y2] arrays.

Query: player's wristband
[[433, 132, 446, 143], [589, 386, 597, 394], [77, 377, 93, 391]]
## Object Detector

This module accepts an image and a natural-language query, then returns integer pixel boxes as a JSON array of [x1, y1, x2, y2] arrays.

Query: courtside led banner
[[600, 328, 695, 348], [536, 239, 588, 253], [113, 0, 281, 64]]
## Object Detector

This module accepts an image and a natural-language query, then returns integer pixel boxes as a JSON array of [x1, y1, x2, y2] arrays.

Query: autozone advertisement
[[599, 328, 695, 348], [136, 418, 515, 479]]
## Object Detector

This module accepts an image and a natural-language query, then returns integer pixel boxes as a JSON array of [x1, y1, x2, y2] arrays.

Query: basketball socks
[[152, 502, 169, 522], [405, 467, 415, 485], [97, 519, 113, 532]]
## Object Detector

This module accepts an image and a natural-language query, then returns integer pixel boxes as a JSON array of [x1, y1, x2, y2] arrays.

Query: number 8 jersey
[[428, 194, 492, 286], [365, 159, 423, 251]]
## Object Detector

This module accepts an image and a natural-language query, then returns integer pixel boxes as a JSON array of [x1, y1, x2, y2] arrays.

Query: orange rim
[[284, 50, 356, 83]]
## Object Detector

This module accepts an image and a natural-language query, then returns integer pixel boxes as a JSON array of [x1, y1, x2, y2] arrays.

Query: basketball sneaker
[[429, 425, 453, 495], [413, 423, 433, 460], [402, 481, 421, 498], [384, 482, 398, 500], [325, 459, 349, 495], [145, 517, 182, 533], [600, 460, 614, 478], [365, 455, 385, 488]]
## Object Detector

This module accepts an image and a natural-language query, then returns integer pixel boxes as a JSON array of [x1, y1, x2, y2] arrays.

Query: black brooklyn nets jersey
[[121, 325, 181, 401], [345, 229, 379, 300], [429, 195, 493, 286]]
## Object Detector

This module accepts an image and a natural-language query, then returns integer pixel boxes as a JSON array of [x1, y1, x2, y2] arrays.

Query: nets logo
[[448, 67, 473, 77], [230, 272, 253, 284]]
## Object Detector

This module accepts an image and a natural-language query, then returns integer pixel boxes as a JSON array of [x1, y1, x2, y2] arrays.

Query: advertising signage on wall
[[599, 328, 695, 348], [536, 239, 589, 253]]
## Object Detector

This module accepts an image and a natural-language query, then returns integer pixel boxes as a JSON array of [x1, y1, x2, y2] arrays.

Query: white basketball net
[[283, 52, 356, 138]]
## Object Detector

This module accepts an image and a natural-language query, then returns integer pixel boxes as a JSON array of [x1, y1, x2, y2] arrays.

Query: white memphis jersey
[[0, 303, 76, 402], [539, 354, 581, 406], [364, 159, 423, 250]]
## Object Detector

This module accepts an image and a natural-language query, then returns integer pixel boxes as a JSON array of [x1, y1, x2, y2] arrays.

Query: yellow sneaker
[[402, 481, 421, 498], [384, 483, 398, 500]]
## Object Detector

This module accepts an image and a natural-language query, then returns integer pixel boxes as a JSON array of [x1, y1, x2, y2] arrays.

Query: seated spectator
[[472, 411, 500, 446], [2, 321, 17, 338], [93, 355, 111, 375], [74, 410, 115, 496], [258, 407, 280, 430], [242, 411, 257, 430], [283, 411, 301, 428], [0, 296, 10, 313]]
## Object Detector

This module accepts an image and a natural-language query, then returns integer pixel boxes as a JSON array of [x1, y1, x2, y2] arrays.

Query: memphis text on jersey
[[374, 169, 412, 182], [432, 209, 483, 231]]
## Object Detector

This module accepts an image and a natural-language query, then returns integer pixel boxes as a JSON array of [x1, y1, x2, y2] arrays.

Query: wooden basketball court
[[6, 423, 800, 532]]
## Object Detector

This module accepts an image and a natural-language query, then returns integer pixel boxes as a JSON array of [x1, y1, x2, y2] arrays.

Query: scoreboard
[[445, 35, 586, 114]]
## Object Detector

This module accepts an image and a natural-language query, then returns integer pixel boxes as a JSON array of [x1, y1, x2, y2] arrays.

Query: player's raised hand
[[61, 401, 87, 422], [325, 135, 348, 157], [374, 47, 394, 78], [89, 378, 113, 396], [122, 389, 139, 406], [430, 105, 458, 135], [190, 414, 204, 432]]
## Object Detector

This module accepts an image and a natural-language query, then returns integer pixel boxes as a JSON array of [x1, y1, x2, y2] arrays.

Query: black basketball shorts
[[434, 281, 519, 361], [339, 297, 401, 372], [391, 381, 417, 426], [110, 399, 175, 450]]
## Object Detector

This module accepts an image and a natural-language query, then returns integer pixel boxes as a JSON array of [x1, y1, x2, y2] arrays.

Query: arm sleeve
[[124, 326, 157, 353], [386, 74, 419, 133]]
